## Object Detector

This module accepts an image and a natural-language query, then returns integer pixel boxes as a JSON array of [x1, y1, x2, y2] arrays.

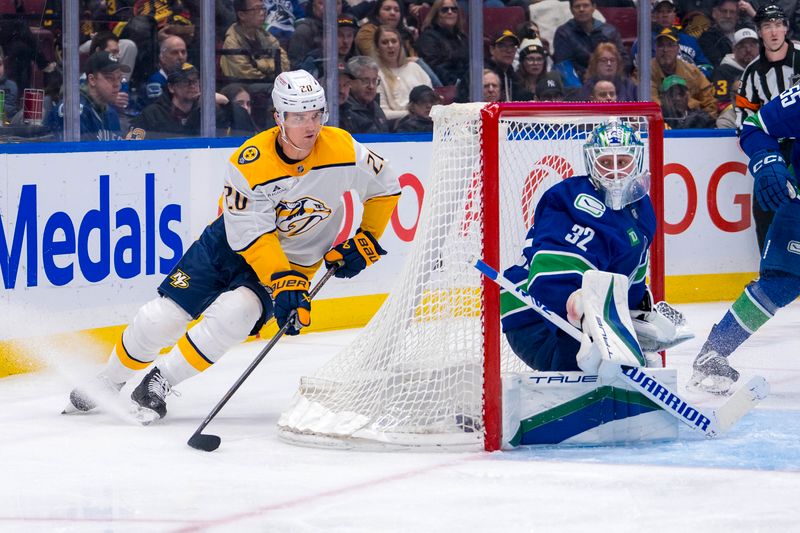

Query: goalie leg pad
[[578, 270, 645, 373]]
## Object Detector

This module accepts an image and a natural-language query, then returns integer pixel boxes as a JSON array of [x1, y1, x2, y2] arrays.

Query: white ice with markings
[[1, 301, 799, 532]]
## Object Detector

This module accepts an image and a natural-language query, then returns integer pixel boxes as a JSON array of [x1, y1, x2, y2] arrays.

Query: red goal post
[[277, 102, 665, 452], [479, 102, 665, 451]]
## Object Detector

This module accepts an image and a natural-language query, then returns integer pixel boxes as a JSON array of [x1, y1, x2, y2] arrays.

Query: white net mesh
[[277, 103, 654, 450]]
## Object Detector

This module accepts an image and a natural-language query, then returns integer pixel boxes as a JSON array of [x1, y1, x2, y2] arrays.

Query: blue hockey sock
[[703, 279, 784, 357]]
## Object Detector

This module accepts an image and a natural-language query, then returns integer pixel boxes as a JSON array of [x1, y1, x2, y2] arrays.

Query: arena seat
[[597, 7, 637, 50]]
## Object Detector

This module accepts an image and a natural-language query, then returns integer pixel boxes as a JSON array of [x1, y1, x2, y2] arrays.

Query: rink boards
[[0, 131, 760, 375]]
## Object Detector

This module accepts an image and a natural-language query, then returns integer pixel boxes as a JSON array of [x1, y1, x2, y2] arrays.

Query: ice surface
[[1, 302, 798, 532]]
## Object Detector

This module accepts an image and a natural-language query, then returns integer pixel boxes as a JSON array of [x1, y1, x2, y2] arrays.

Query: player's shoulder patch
[[573, 193, 606, 218], [238, 145, 260, 165]]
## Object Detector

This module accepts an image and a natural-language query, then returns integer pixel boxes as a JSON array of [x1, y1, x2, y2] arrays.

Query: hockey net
[[278, 102, 664, 451]]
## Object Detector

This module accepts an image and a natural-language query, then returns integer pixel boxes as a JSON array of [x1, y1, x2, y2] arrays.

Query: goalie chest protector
[[501, 176, 656, 332]]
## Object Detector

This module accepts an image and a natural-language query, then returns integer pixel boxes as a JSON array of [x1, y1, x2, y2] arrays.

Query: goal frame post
[[479, 102, 665, 451]]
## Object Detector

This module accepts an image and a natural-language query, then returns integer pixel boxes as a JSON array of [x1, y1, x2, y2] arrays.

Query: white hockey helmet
[[272, 69, 329, 124], [583, 119, 648, 210]]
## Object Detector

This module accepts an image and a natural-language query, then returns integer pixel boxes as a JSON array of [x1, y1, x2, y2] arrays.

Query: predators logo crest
[[275, 197, 332, 236]]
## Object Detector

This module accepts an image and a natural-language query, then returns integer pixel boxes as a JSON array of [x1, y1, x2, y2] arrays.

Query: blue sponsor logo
[[1, 172, 183, 289]]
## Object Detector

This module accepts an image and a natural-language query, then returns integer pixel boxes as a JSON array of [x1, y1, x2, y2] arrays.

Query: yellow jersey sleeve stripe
[[360, 194, 400, 239], [238, 231, 291, 284], [178, 334, 214, 373], [115, 337, 150, 371]]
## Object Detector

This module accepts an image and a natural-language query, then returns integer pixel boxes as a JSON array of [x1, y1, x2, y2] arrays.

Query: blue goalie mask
[[583, 120, 648, 210]]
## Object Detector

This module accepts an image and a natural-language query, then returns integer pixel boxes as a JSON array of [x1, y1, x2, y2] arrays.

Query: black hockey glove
[[749, 149, 797, 211], [270, 270, 311, 336], [323, 230, 386, 279]]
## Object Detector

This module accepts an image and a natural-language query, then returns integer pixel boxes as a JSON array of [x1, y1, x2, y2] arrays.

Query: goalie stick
[[188, 266, 337, 452], [474, 259, 768, 438]]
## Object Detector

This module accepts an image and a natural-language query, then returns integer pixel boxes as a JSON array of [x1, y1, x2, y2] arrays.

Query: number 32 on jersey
[[565, 224, 595, 251]]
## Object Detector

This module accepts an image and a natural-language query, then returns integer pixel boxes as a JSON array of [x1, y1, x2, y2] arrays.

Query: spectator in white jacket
[[374, 25, 432, 121]]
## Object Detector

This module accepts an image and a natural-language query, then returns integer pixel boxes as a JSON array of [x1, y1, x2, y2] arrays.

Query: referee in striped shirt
[[736, 4, 800, 252]]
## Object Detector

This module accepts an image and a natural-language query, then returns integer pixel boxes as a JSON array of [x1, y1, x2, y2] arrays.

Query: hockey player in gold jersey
[[64, 70, 402, 423]]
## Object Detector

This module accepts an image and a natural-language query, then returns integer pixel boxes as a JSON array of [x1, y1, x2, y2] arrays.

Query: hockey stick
[[475, 259, 768, 438], [188, 266, 337, 452]]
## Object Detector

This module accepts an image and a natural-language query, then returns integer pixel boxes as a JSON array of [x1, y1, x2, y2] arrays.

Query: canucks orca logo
[[275, 197, 332, 236], [238, 146, 260, 164]]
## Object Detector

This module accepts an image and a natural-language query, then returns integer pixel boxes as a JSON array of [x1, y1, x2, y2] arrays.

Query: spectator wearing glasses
[[650, 27, 718, 117], [341, 56, 390, 134], [416, 0, 470, 102], [375, 26, 433, 121], [128, 63, 254, 139], [486, 30, 523, 101], [46, 51, 130, 142], [220, 0, 290, 86], [581, 42, 638, 101], [515, 40, 557, 101]]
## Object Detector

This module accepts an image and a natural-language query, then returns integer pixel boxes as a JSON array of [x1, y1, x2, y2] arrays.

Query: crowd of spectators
[[0, 0, 797, 141]]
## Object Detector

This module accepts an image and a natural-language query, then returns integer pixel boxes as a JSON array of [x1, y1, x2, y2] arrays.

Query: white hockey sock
[[158, 287, 262, 387], [102, 296, 192, 384]]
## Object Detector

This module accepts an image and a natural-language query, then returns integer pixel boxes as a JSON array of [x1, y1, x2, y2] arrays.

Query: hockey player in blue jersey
[[688, 83, 800, 395], [501, 120, 685, 372]]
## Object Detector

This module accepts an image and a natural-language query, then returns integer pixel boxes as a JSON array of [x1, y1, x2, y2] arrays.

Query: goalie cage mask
[[583, 119, 648, 210]]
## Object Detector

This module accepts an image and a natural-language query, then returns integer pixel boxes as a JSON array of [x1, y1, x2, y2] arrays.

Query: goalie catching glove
[[630, 289, 694, 352], [270, 270, 311, 336], [324, 230, 386, 279]]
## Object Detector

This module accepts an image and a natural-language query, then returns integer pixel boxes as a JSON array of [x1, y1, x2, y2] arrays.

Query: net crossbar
[[278, 102, 664, 451]]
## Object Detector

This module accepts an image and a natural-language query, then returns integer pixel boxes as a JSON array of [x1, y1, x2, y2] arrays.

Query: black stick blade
[[188, 432, 221, 452]]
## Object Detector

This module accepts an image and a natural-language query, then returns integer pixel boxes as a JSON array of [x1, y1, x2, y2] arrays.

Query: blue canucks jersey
[[500, 175, 655, 333], [741, 84, 800, 173]]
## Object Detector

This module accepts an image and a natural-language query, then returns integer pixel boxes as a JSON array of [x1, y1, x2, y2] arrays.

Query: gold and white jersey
[[222, 126, 401, 283]]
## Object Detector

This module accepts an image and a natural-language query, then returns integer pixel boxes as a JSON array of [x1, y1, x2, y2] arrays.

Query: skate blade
[[131, 402, 162, 426], [62, 402, 85, 415], [686, 374, 734, 396]]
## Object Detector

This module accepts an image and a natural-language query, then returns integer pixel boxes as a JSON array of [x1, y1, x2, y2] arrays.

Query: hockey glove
[[324, 230, 387, 279], [270, 270, 311, 336], [749, 149, 798, 211], [630, 289, 694, 352]]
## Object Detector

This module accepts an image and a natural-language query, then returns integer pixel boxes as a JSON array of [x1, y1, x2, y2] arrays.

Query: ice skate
[[62, 374, 124, 414], [130, 367, 174, 425], [687, 350, 740, 396]]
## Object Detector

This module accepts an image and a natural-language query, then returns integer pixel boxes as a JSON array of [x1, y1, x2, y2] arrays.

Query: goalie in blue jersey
[[501, 119, 690, 373], [689, 83, 800, 395]]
